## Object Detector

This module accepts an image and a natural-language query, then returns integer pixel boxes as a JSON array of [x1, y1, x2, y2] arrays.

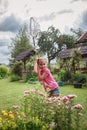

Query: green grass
[[0, 78, 87, 111], [0, 78, 42, 110]]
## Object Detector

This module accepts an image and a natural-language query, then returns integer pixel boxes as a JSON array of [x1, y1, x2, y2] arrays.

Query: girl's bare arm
[[33, 61, 38, 74], [33, 56, 38, 74]]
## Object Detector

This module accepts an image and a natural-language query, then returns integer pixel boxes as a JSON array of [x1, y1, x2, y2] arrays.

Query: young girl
[[34, 57, 60, 97]]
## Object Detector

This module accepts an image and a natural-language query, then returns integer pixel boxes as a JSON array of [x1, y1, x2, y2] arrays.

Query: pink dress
[[40, 68, 58, 91]]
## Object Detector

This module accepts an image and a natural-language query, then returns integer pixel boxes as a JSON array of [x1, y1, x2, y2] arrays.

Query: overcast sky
[[0, 0, 87, 65]]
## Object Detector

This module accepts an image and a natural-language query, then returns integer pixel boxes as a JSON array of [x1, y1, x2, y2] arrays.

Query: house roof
[[15, 50, 36, 61], [58, 46, 87, 59], [76, 32, 87, 43]]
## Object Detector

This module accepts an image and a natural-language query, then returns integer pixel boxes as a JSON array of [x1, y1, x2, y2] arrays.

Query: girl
[[34, 57, 60, 97]]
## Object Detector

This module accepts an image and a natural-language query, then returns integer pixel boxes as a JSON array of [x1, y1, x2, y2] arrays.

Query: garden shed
[[58, 31, 87, 73], [58, 46, 87, 59], [15, 50, 36, 69], [58, 46, 87, 73], [15, 50, 36, 79]]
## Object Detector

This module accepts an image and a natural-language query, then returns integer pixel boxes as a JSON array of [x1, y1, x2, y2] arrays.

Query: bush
[[10, 74, 22, 82], [26, 62, 34, 70], [11, 61, 23, 77], [0, 65, 8, 79], [25, 73, 38, 82], [72, 71, 87, 84], [59, 69, 72, 82], [58, 69, 65, 81]]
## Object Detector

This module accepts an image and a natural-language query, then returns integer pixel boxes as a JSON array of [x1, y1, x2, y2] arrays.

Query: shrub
[[71, 71, 87, 84], [10, 74, 22, 82], [58, 69, 65, 81], [59, 69, 72, 82], [11, 61, 23, 77], [0, 65, 8, 79], [25, 73, 38, 82], [26, 56, 34, 72], [26, 62, 34, 70]]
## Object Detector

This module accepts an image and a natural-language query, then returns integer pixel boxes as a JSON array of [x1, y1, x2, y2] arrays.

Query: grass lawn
[[0, 77, 87, 111], [0, 78, 42, 110]]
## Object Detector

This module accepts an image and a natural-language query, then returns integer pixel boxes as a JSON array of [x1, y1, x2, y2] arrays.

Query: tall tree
[[58, 34, 76, 49], [11, 25, 33, 59], [37, 26, 61, 65], [71, 28, 87, 46], [70, 28, 83, 38]]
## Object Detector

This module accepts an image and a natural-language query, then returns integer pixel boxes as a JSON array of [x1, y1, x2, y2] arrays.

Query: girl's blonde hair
[[37, 57, 47, 65]]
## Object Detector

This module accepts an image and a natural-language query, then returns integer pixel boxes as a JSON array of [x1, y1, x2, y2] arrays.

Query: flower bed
[[0, 89, 86, 130]]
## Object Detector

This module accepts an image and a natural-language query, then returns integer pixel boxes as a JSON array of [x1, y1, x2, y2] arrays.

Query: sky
[[0, 0, 87, 65]]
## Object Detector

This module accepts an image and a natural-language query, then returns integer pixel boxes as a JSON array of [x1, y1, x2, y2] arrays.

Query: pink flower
[[74, 104, 83, 110], [24, 89, 36, 97], [24, 93, 29, 97], [12, 105, 19, 109], [61, 96, 69, 102], [67, 94, 77, 99]]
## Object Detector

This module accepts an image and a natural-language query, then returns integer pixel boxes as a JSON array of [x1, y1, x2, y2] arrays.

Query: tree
[[71, 28, 87, 46], [70, 28, 83, 38], [58, 34, 76, 49], [37, 26, 61, 65], [11, 25, 34, 59]]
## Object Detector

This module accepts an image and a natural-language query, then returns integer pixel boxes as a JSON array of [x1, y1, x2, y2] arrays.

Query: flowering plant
[[0, 89, 86, 130]]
